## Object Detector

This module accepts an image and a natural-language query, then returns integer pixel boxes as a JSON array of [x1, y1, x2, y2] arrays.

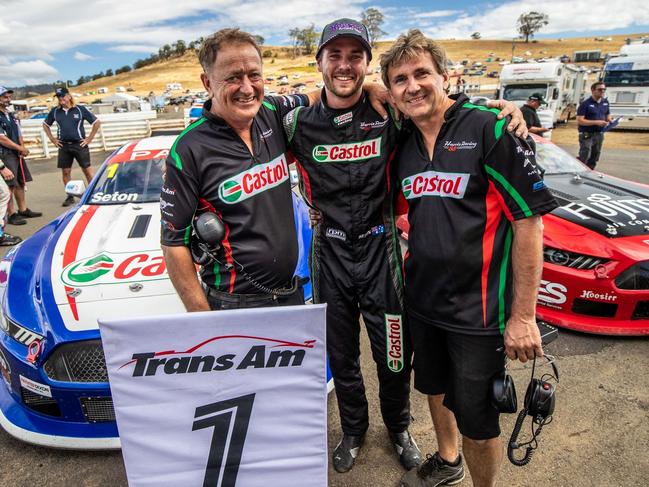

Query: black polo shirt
[[394, 94, 557, 335], [44, 105, 98, 142], [521, 104, 542, 130], [160, 95, 308, 294], [577, 96, 610, 133], [0, 109, 21, 155]]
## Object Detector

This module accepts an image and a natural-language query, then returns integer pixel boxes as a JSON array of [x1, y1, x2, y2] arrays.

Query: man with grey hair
[[381, 29, 557, 487]]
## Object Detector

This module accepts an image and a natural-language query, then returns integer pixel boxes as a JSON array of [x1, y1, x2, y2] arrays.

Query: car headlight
[[543, 246, 609, 270], [615, 261, 649, 290], [0, 314, 43, 347]]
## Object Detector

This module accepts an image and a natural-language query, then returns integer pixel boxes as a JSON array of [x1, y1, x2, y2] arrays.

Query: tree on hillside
[[105, 69, 113, 77], [361, 7, 387, 47], [517, 11, 549, 43], [288, 27, 301, 58], [158, 44, 173, 59], [298, 25, 319, 55], [116, 65, 132, 75], [253, 35, 265, 46], [173, 40, 186, 55], [471, 32, 481, 39]]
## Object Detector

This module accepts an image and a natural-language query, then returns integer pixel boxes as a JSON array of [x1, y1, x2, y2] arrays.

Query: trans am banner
[[99, 304, 327, 487]]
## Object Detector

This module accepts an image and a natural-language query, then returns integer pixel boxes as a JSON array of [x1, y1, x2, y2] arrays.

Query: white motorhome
[[498, 61, 589, 129], [603, 42, 649, 130]]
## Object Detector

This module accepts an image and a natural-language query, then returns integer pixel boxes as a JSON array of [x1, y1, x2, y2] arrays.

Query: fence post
[[41, 127, 50, 158], [100, 124, 107, 150]]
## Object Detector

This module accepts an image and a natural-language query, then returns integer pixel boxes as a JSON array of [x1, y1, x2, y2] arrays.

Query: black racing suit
[[284, 91, 410, 436], [160, 96, 308, 307]]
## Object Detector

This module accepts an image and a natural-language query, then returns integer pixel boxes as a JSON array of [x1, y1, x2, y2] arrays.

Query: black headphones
[[190, 212, 226, 266], [491, 354, 559, 466]]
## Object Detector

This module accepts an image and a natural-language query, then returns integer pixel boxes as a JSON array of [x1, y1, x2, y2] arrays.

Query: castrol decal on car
[[312, 137, 382, 163], [61, 251, 167, 287], [402, 170, 471, 200], [385, 314, 404, 373], [218, 154, 289, 204]]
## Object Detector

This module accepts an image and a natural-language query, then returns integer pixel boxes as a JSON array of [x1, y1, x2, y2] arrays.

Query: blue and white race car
[[0, 136, 313, 448]]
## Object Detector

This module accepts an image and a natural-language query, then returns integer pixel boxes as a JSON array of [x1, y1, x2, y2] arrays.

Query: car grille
[[80, 397, 116, 423], [632, 301, 649, 320], [21, 389, 61, 417], [43, 340, 108, 383], [572, 298, 617, 318], [615, 261, 649, 290]]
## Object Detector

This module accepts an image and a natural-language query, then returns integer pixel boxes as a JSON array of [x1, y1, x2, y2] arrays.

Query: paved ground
[[0, 145, 648, 487]]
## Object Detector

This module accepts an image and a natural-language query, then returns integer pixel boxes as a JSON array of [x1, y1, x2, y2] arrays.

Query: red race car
[[396, 135, 649, 335]]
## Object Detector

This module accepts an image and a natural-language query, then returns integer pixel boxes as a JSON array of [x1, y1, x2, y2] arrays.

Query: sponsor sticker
[[358, 224, 384, 239], [533, 180, 546, 191], [312, 137, 381, 163], [325, 228, 346, 241], [0, 347, 11, 388], [402, 171, 470, 200], [360, 120, 388, 131], [561, 194, 649, 222], [537, 280, 567, 308], [90, 192, 138, 203], [218, 154, 289, 204], [20, 375, 52, 398], [580, 290, 617, 301], [61, 251, 167, 287], [385, 314, 404, 373]]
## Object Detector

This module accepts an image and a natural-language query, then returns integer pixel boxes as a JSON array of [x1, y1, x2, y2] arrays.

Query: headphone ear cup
[[491, 371, 518, 413], [190, 238, 211, 266], [525, 378, 556, 418]]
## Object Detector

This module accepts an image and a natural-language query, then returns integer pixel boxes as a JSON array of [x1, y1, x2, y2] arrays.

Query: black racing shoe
[[0, 233, 22, 246], [7, 213, 26, 225], [399, 452, 465, 487], [18, 208, 42, 218], [332, 434, 364, 473], [62, 195, 75, 207], [389, 430, 422, 470]]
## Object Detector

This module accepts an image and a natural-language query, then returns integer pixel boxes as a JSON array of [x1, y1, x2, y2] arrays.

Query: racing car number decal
[[61, 251, 167, 287]]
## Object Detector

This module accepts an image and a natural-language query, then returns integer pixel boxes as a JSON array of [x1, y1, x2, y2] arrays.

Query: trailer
[[603, 42, 649, 130], [497, 61, 589, 129]]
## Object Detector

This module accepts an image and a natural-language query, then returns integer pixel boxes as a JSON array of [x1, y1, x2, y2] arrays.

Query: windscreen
[[503, 84, 548, 101], [535, 141, 587, 175], [89, 158, 164, 204], [603, 69, 649, 87]]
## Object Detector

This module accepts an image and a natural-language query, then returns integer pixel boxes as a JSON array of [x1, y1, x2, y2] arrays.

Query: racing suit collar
[[444, 93, 469, 122]]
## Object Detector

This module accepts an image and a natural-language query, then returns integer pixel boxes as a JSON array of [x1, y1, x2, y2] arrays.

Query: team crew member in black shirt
[[520, 93, 548, 136], [43, 87, 101, 206], [0, 86, 41, 225], [160, 28, 317, 311], [381, 31, 557, 487], [285, 19, 527, 475]]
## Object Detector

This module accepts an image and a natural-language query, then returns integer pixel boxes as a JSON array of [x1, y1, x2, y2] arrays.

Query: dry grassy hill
[[30, 32, 647, 106]]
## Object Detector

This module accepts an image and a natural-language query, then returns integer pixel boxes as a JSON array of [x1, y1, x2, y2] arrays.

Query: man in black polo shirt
[[0, 86, 41, 225], [160, 28, 315, 312], [43, 87, 101, 206], [576, 81, 614, 169], [521, 93, 548, 136], [381, 30, 557, 487]]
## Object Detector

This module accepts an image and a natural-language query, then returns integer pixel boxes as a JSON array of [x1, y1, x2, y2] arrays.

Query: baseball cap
[[529, 93, 547, 104], [0, 86, 14, 96], [316, 18, 372, 61], [54, 87, 69, 97]]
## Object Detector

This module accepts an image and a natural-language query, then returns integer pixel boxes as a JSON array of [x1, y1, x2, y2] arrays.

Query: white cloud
[[109, 45, 160, 54], [414, 10, 461, 19], [0, 60, 59, 85], [74, 51, 94, 61], [418, 0, 649, 40]]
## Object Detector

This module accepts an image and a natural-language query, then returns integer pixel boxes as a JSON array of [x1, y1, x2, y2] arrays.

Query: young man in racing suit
[[283, 19, 527, 474]]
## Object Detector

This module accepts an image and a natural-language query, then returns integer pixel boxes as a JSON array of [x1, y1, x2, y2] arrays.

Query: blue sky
[[1, 0, 648, 87]]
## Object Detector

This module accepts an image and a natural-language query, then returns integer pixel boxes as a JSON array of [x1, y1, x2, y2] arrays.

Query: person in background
[[521, 93, 548, 136], [576, 81, 614, 169], [0, 155, 21, 246], [43, 87, 101, 206], [0, 86, 41, 225]]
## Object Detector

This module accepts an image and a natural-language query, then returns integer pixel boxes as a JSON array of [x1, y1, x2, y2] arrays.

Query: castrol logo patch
[[402, 171, 470, 200], [312, 137, 381, 163], [219, 154, 289, 204]]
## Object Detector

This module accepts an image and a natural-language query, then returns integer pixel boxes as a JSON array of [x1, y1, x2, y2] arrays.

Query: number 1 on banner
[[192, 393, 256, 487]]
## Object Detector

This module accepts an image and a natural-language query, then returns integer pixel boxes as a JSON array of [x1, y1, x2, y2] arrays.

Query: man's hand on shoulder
[[487, 99, 528, 139]]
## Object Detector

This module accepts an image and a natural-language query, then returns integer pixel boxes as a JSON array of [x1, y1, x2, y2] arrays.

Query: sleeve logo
[[402, 171, 470, 200], [218, 154, 289, 204]]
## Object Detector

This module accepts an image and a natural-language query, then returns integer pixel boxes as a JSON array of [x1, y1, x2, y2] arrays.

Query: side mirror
[[65, 180, 86, 198], [553, 88, 559, 100]]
